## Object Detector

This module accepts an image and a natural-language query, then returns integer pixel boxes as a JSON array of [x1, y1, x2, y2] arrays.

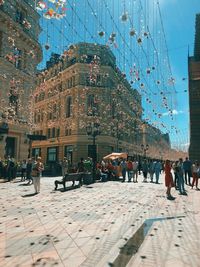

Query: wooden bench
[[54, 172, 86, 190]]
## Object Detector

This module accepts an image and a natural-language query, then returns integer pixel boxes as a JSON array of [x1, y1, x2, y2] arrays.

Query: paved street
[[0, 174, 200, 267]]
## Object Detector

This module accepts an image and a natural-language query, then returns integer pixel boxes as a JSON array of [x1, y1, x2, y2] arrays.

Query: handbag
[[31, 165, 39, 177]]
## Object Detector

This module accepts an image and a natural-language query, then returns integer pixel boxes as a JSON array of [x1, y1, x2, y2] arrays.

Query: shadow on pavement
[[18, 183, 32, 186], [55, 184, 81, 192], [21, 193, 38, 197]]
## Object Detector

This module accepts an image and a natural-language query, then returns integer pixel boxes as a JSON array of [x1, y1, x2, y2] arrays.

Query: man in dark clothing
[[183, 157, 192, 185], [77, 158, 85, 172], [26, 158, 33, 184]]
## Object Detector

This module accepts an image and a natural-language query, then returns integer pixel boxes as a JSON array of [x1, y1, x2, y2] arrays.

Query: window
[[87, 94, 99, 116], [56, 128, 60, 137], [47, 147, 58, 162], [65, 128, 72, 136], [32, 148, 41, 158], [66, 96, 72, 118], [64, 145, 73, 163], [72, 76, 75, 87], [14, 48, 22, 69], [47, 128, 51, 138], [52, 127, 55, 138]]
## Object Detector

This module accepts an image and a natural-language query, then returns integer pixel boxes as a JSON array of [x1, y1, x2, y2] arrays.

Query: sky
[[158, 0, 199, 150], [35, 0, 200, 151]]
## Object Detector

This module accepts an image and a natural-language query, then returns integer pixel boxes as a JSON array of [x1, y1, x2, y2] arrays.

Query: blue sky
[[158, 0, 199, 150], [36, 0, 200, 151]]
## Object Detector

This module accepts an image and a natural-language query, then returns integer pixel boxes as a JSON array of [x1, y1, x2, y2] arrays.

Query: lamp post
[[141, 144, 149, 158], [86, 122, 100, 183]]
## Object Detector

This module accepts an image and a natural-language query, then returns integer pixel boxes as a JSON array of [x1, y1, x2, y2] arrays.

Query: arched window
[[66, 96, 72, 118]]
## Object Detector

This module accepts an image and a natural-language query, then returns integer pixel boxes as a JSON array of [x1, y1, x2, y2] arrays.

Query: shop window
[[47, 147, 58, 162]]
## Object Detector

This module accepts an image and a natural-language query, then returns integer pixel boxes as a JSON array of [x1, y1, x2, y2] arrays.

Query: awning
[[103, 152, 128, 160]]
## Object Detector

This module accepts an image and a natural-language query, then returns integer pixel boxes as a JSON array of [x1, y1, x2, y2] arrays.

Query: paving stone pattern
[[0, 174, 200, 267]]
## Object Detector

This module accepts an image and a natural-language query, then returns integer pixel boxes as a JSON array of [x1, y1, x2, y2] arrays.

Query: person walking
[[177, 158, 187, 195], [132, 158, 138, 183], [32, 157, 44, 194], [183, 157, 192, 185], [120, 158, 127, 182], [142, 159, 148, 182], [127, 158, 133, 182], [154, 160, 162, 184], [191, 160, 199, 190], [21, 159, 27, 182], [26, 158, 33, 184], [61, 157, 69, 178], [164, 159, 175, 200]]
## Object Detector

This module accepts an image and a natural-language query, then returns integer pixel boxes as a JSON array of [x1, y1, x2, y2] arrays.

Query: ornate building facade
[[32, 43, 171, 164], [0, 0, 42, 160], [188, 14, 200, 162]]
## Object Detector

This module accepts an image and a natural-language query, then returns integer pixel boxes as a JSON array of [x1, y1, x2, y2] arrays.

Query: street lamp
[[141, 144, 149, 158], [86, 122, 100, 183]]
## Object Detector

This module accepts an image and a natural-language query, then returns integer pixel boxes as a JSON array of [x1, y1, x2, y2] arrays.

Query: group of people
[[1, 154, 200, 200], [165, 157, 200, 200], [0, 156, 44, 194], [95, 157, 163, 183]]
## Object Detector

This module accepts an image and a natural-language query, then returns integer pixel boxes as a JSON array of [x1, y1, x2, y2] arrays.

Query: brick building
[[0, 0, 42, 160], [188, 13, 200, 162]]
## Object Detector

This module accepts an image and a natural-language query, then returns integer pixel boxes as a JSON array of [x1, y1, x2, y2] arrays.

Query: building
[[188, 13, 200, 162], [0, 0, 42, 160], [32, 42, 171, 165]]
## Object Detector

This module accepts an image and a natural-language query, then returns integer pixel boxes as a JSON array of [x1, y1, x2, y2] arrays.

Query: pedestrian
[[32, 157, 44, 194], [177, 158, 187, 195], [154, 160, 162, 184], [61, 157, 69, 178], [26, 158, 33, 184], [183, 157, 192, 185], [132, 158, 138, 183], [172, 161, 179, 189], [77, 158, 85, 173], [164, 159, 175, 200], [149, 159, 155, 183], [21, 159, 27, 181], [142, 159, 148, 182], [127, 158, 133, 182], [6, 156, 12, 181], [191, 160, 199, 190], [120, 158, 127, 182]]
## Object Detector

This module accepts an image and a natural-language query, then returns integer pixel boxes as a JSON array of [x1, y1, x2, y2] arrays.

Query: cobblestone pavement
[[0, 174, 200, 267]]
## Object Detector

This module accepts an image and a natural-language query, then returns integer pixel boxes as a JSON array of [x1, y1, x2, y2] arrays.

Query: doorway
[[5, 137, 16, 158]]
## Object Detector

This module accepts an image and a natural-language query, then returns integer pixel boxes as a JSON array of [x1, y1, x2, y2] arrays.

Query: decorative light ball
[[144, 32, 148, 37], [121, 12, 128, 22], [156, 80, 161, 85], [130, 29, 136, 36], [44, 43, 50, 50], [98, 31, 105, 37], [137, 38, 142, 44], [152, 66, 155, 70], [146, 68, 151, 74], [111, 32, 116, 38], [140, 83, 144, 88]]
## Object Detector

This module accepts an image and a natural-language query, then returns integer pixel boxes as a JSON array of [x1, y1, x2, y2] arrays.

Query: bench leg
[[54, 181, 58, 190]]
